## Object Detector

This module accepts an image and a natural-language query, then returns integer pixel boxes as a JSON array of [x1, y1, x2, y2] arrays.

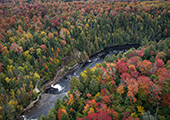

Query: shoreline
[[16, 43, 140, 120]]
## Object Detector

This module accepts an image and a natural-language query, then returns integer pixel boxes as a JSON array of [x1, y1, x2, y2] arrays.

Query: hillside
[[0, 0, 170, 119]]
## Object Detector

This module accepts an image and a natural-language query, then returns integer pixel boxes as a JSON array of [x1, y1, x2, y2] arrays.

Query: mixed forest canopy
[[0, 0, 170, 119], [40, 39, 170, 120]]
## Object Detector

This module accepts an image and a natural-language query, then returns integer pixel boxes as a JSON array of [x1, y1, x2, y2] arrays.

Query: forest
[[0, 0, 170, 119]]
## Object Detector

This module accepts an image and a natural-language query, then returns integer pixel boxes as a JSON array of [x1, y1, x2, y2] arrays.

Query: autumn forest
[[0, 0, 170, 120]]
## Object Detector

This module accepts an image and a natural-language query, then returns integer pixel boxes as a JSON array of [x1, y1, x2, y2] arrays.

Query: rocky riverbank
[[18, 43, 140, 120]]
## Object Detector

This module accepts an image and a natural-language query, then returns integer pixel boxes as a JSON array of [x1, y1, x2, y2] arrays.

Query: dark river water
[[21, 44, 140, 120]]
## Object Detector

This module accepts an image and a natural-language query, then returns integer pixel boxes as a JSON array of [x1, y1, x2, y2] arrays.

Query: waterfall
[[51, 84, 65, 92]]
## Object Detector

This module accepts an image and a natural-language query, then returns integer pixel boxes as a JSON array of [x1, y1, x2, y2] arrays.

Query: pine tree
[[39, 114, 47, 120], [0, 73, 6, 86], [87, 42, 92, 56], [94, 34, 99, 51], [48, 41, 52, 57], [47, 108, 56, 120], [24, 77, 30, 92], [89, 79, 99, 96], [18, 78, 22, 89], [69, 76, 80, 92], [117, 52, 122, 59], [5, 103, 16, 120], [91, 43, 96, 54], [98, 37, 102, 49], [80, 31, 87, 50], [60, 112, 70, 120], [141, 37, 148, 46], [14, 64, 19, 77], [83, 88, 90, 98], [78, 104, 84, 113], [78, 82, 85, 93], [62, 96, 68, 105], [94, 68, 102, 77], [78, 74, 84, 83], [54, 99, 62, 111], [45, 19, 51, 30], [8, 70, 14, 79], [101, 81, 106, 90]]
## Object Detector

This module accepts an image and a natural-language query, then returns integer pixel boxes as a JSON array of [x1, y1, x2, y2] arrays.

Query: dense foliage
[[41, 39, 170, 120], [0, 0, 170, 119]]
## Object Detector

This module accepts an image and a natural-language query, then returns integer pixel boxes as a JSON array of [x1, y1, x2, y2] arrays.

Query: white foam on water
[[20, 115, 38, 120], [51, 84, 65, 92], [87, 60, 92, 62]]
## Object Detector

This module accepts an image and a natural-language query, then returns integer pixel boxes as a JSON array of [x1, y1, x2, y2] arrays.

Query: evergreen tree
[[94, 68, 102, 77], [70, 76, 80, 92], [62, 95, 68, 105], [78, 82, 85, 93], [0, 73, 6, 86], [94, 34, 99, 51], [70, 110, 76, 120], [100, 81, 106, 90], [89, 79, 99, 96], [5, 102, 16, 120], [83, 88, 90, 98], [39, 114, 47, 120], [48, 41, 52, 57], [80, 31, 87, 51], [14, 64, 19, 77], [54, 99, 62, 111], [91, 43, 96, 54], [60, 112, 70, 120], [78, 74, 84, 83], [18, 78, 22, 89], [117, 52, 122, 59], [8, 70, 14, 79], [25, 77, 30, 92], [141, 37, 149, 46], [47, 108, 56, 120], [78, 104, 84, 113], [87, 42, 92, 56]]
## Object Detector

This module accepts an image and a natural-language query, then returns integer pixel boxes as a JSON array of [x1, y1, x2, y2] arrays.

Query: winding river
[[21, 44, 140, 120]]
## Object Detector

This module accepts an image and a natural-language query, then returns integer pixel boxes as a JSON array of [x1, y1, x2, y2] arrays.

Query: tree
[[94, 34, 99, 51], [94, 68, 102, 76], [67, 94, 75, 106], [39, 114, 47, 120], [48, 41, 52, 57], [54, 98, 62, 111], [0, 62, 3, 72], [70, 76, 80, 92], [47, 108, 56, 120], [117, 61, 128, 73], [78, 104, 84, 113], [78, 82, 85, 93], [58, 109, 67, 120], [24, 77, 30, 92], [5, 102, 16, 120], [100, 81, 106, 90], [60, 112, 70, 120], [83, 88, 90, 98], [89, 79, 99, 96], [77, 111, 112, 120], [62, 95, 68, 105], [40, 44, 47, 53]]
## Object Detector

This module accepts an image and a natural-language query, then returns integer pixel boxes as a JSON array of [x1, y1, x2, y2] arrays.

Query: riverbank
[[18, 43, 140, 120]]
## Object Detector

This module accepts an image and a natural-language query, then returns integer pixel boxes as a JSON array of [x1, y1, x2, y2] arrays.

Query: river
[[20, 44, 140, 120]]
